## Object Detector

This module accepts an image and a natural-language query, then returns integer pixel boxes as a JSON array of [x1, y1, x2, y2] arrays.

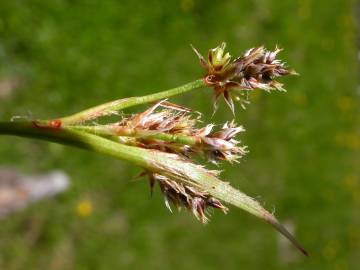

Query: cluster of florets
[[147, 173, 228, 223], [192, 42, 297, 113], [114, 100, 247, 164]]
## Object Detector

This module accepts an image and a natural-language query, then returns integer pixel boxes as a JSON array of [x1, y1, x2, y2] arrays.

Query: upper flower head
[[192, 42, 297, 113]]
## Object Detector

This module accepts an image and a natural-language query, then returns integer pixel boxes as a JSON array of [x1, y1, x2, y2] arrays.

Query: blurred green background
[[0, 0, 359, 269]]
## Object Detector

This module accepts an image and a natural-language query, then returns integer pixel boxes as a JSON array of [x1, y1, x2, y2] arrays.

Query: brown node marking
[[31, 119, 62, 130], [204, 75, 217, 86], [49, 119, 62, 129]]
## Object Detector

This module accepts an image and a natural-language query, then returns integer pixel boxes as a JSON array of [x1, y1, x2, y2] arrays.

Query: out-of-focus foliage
[[0, 0, 358, 269]]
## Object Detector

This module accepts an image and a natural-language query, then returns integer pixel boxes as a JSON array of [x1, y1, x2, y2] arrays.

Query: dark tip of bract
[[266, 214, 309, 257]]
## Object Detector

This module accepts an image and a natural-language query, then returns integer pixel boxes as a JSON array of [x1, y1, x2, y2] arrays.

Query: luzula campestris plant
[[0, 43, 307, 256]]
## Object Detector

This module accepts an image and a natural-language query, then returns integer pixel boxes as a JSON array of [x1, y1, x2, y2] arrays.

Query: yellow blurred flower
[[76, 200, 93, 217], [346, 132, 360, 150], [335, 132, 360, 150], [342, 174, 357, 190], [341, 174, 360, 204], [336, 96, 355, 112], [181, 0, 194, 12]]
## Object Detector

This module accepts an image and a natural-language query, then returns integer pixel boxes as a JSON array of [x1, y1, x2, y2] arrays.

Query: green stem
[[0, 121, 150, 168], [69, 125, 200, 146], [59, 79, 206, 124]]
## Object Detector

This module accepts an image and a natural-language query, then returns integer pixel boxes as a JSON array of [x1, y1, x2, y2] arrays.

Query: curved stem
[[59, 79, 206, 124]]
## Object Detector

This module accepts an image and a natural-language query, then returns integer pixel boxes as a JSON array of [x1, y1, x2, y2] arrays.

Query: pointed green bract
[[0, 121, 307, 255]]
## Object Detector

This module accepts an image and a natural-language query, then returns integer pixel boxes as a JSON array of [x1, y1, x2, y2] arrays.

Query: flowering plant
[[0, 43, 307, 256]]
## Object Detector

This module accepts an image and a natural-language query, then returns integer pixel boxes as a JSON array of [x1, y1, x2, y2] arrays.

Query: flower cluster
[[113, 100, 248, 164], [148, 172, 228, 223], [192, 42, 297, 113]]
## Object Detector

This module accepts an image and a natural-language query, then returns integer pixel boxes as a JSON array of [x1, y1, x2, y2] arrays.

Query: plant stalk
[[69, 125, 200, 146], [59, 79, 206, 124]]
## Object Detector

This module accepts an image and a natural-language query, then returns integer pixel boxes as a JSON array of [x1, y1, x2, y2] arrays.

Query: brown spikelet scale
[[192, 42, 297, 113]]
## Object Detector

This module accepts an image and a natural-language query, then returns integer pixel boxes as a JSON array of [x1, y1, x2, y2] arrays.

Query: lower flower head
[[147, 172, 228, 223]]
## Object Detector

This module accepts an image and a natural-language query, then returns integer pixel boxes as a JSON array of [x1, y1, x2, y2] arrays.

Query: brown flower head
[[192, 42, 297, 113], [146, 172, 228, 223], [115, 101, 247, 163]]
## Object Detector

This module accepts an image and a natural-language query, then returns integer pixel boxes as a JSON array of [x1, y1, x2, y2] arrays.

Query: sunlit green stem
[[59, 79, 205, 124]]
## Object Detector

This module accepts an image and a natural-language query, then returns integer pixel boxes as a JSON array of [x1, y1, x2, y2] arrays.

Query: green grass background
[[0, 0, 359, 269]]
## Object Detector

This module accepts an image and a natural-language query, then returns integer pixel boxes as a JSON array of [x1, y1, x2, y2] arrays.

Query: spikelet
[[145, 172, 228, 223], [115, 101, 248, 163], [192, 43, 297, 113]]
